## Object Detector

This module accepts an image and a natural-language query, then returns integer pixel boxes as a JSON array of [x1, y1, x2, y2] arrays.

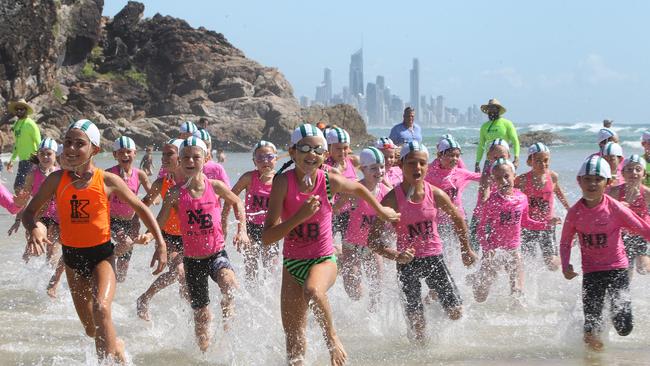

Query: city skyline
[[104, 1, 650, 124], [303, 50, 484, 126]]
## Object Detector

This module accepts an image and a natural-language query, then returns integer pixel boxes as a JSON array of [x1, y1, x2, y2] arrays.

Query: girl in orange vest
[[136, 138, 189, 321], [21, 120, 167, 363]]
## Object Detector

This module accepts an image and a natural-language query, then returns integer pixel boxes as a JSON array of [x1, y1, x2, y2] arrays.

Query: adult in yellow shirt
[[7, 99, 41, 190], [474, 99, 520, 173]]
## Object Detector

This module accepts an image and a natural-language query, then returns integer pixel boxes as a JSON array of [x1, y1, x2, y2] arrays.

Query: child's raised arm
[[552, 171, 571, 210], [433, 187, 477, 266], [141, 177, 163, 206], [328, 173, 399, 223], [138, 170, 152, 195]]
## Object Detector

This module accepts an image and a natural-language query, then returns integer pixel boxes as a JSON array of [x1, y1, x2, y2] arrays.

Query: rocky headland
[[0, 1, 370, 151]]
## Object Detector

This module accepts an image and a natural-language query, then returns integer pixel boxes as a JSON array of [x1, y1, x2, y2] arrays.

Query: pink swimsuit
[[344, 183, 390, 246], [282, 169, 334, 259], [477, 189, 547, 251], [178, 176, 225, 258], [107, 165, 140, 218], [615, 185, 650, 226], [245, 170, 272, 225], [0, 183, 21, 215], [385, 166, 403, 187], [425, 159, 480, 223], [521, 172, 555, 222], [32, 166, 59, 220], [560, 195, 650, 274], [203, 160, 231, 188], [393, 182, 443, 257]]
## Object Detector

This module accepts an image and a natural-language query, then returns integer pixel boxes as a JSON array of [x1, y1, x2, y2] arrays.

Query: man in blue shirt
[[389, 107, 422, 146]]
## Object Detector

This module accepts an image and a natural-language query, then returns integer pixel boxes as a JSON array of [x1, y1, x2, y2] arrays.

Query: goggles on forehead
[[254, 153, 277, 162], [295, 144, 326, 155]]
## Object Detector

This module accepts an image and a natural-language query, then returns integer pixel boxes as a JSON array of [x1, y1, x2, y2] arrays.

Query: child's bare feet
[[46, 282, 57, 298], [636, 255, 650, 275], [115, 337, 127, 364], [584, 332, 604, 351], [136, 295, 151, 321], [328, 335, 347, 366]]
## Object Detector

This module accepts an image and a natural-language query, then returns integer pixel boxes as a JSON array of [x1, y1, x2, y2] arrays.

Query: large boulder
[[301, 104, 374, 147]]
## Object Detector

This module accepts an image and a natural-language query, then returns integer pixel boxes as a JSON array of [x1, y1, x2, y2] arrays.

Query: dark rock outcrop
[[0, 1, 373, 152], [518, 130, 566, 147]]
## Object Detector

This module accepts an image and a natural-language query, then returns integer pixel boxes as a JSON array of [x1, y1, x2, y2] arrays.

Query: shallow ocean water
[[0, 123, 649, 365]]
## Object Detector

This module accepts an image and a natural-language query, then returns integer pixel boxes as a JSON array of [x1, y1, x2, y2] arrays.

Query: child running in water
[[227, 140, 279, 285], [561, 156, 650, 351], [601, 142, 625, 186], [641, 131, 650, 188], [262, 124, 399, 366], [107, 136, 152, 282], [607, 155, 650, 274], [325, 128, 360, 253], [425, 137, 480, 238], [514, 143, 570, 270], [139, 145, 154, 176], [340, 147, 391, 311], [136, 139, 188, 321], [21, 119, 167, 363], [469, 139, 511, 252], [151, 137, 249, 351], [471, 158, 559, 305], [12, 138, 64, 297], [369, 141, 476, 344], [13, 138, 61, 265], [375, 137, 402, 187]]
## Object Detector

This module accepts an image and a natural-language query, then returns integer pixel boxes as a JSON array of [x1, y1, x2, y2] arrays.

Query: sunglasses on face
[[295, 144, 326, 155], [254, 153, 277, 162]]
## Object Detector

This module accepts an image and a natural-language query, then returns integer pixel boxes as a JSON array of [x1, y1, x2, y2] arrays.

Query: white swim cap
[[181, 136, 208, 154], [400, 141, 429, 160], [437, 138, 461, 153], [359, 147, 385, 166], [623, 154, 647, 169], [374, 137, 396, 150], [326, 127, 351, 144], [491, 157, 515, 172], [527, 142, 550, 157], [291, 124, 327, 149], [166, 138, 184, 150], [578, 156, 612, 178], [597, 128, 617, 143], [489, 138, 510, 151], [112, 136, 136, 151], [68, 119, 101, 147], [600, 142, 624, 157], [192, 129, 211, 143], [180, 121, 198, 134], [38, 137, 58, 152], [253, 140, 277, 154]]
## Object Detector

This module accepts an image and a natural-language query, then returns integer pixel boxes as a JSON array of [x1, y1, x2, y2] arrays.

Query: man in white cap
[[6, 98, 41, 190], [475, 99, 520, 173]]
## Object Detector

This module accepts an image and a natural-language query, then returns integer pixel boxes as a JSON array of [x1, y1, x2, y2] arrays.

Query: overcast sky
[[104, 0, 650, 124]]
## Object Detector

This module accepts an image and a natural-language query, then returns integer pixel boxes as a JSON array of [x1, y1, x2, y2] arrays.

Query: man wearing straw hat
[[474, 98, 520, 173], [6, 99, 41, 190]]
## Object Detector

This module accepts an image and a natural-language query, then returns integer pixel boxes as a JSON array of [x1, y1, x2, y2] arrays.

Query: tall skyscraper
[[409, 58, 420, 121], [314, 68, 333, 105], [366, 82, 378, 126], [436, 95, 444, 125], [349, 49, 364, 97]]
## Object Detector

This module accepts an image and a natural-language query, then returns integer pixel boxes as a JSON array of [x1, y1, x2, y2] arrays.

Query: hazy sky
[[104, 1, 650, 124]]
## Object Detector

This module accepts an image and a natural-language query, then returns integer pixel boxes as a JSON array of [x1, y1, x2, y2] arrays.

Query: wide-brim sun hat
[[480, 98, 506, 115], [8, 98, 34, 115]]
